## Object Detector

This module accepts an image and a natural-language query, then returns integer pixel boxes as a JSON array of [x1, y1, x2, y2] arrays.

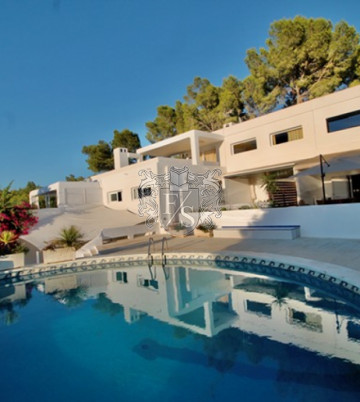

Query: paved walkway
[[99, 235, 360, 273]]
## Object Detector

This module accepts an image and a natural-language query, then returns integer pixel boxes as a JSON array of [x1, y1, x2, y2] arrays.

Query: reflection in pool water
[[0, 262, 360, 401]]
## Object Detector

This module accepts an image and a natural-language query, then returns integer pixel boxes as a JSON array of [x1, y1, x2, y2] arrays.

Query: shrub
[[0, 183, 38, 255], [196, 222, 217, 233], [59, 226, 84, 247], [44, 226, 85, 250]]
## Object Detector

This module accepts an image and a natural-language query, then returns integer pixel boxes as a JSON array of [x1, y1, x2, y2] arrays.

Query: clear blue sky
[[1, 0, 360, 188]]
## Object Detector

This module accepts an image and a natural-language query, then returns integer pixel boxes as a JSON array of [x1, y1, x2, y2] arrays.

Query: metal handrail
[[161, 237, 168, 264], [147, 237, 154, 265]]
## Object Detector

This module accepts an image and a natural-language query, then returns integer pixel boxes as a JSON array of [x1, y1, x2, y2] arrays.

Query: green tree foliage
[[82, 140, 113, 172], [65, 174, 85, 182], [183, 76, 224, 131], [91, 17, 360, 147], [146, 76, 247, 142], [82, 130, 141, 172], [111, 129, 141, 152], [145, 106, 178, 143], [0, 182, 14, 212], [0, 181, 39, 207], [244, 17, 360, 113], [219, 75, 247, 122]]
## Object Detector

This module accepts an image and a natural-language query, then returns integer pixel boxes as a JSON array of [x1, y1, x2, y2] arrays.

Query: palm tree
[[58, 226, 84, 248], [261, 172, 278, 205], [272, 284, 289, 309]]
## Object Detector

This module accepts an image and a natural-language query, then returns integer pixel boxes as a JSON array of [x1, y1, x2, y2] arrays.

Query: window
[[138, 187, 152, 198], [327, 110, 360, 133], [200, 148, 217, 162], [131, 187, 139, 200], [245, 300, 271, 317], [109, 191, 122, 202], [347, 321, 360, 342], [288, 309, 322, 332], [116, 272, 128, 283], [137, 276, 159, 290], [271, 127, 303, 145], [132, 187, 152, 200], [232, 139, 257, 154]]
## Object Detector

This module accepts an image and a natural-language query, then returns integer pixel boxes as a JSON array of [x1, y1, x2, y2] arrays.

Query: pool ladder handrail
[[147, 236, 169, 279], [147, 237, 155, 265], [161, 237, 168, 265], [147, 237, 156, 280], [161, 237, 170, 279]]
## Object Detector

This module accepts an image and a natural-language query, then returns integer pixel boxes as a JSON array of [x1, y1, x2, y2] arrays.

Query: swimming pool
[[1, 255, 360, 401]]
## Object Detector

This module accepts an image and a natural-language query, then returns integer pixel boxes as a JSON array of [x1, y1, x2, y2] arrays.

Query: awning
[[293, 155, 360, 177]]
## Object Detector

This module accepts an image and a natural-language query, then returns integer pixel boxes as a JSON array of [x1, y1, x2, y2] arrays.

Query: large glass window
[[327, 110, 360, 133], [271, 127, 303, 145], [232, 139, 257, 154]]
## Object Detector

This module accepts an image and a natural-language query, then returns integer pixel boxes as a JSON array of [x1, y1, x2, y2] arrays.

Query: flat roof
[[138, 129, 224, 157]]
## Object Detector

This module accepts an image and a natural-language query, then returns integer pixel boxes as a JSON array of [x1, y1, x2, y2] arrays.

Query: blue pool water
[[1, 261, 360, 401]]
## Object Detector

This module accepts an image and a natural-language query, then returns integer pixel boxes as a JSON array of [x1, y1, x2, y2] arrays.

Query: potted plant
[[43, 225, 85, 264], [0, 231, 26, 268], [194, 223, 216, 237]]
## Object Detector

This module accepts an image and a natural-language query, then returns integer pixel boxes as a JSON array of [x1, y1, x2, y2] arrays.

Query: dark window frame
[[271, 126, 303, 145], [232, 138, 257, 155], [327, 109, 360, 133], [138, 187, 152, 199], [109, 191, 122, 202]]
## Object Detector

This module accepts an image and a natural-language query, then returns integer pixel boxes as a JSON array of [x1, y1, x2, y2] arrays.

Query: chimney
[[114, 147, 129, 170]]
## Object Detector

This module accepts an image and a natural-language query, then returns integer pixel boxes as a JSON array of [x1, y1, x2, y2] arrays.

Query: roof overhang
[[223, 163, 295, 179], [138, 130, 224, 158]]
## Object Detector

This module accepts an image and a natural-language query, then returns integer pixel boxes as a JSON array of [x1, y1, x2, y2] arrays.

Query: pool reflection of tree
[[272, 283, 289, 309], [93, 293, 124, 316], [49, 285, 88, 308], [0, 283, 34, 326]]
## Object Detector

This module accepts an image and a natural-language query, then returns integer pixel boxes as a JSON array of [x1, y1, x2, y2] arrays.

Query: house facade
[[30, 85, 360, 212]]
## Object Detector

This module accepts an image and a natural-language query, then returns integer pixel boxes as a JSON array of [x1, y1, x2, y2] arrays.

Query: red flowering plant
[[0, 183, 38, 255]]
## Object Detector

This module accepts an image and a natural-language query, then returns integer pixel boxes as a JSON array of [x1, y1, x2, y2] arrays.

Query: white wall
[[29, 181, 103, 208], [223, 177, 253, 206], [92, 158, 160, 211], [57, 182, 103, 207], [217, 85, 360, 176], [212, 203, 360, 239]]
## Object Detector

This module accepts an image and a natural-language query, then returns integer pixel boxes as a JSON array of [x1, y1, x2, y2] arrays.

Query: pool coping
[[1, 250, 359, 298]]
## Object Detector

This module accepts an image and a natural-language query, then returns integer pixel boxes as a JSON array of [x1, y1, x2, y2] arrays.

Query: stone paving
[[99, 235, 360, 273]]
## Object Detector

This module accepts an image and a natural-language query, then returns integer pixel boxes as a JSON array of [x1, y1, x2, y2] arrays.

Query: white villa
[[27, 85, 360, 247], [31, 85, 360, 210]]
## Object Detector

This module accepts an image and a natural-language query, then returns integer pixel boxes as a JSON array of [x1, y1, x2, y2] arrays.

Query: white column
[[204, 301, 215, 336], [190, 135, 200, 165]]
